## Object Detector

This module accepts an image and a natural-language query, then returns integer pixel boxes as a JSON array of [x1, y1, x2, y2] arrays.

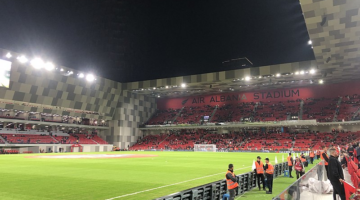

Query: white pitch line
[[105, 166, 252, 200]]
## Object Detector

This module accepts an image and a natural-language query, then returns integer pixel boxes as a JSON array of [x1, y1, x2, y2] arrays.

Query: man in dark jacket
[[347, 144, 354, 157], [328, 148, 345, 200], [356, 143, 360, 162]]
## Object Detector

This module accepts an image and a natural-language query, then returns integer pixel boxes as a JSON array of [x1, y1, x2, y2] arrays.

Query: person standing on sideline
[[226, 164, 239, 200], [287, 153, 294, 178], [310, 151, 315, 164], [294, 157, 305, 179], [264, 158, 274, 194], [254, 156, 266, 190], [328, 148, 345, 200], [300, 153, 308, 167], [321, 147, 329, 175], [317, 150, 321, 160]]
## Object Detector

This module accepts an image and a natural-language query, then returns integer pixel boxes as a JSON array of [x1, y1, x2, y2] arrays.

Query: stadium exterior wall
[[0, 61, 122, 120], [108, 91, 156, 148]]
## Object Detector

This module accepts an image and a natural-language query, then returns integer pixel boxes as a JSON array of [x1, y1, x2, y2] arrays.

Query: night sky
[[0, 0, 315, 82]]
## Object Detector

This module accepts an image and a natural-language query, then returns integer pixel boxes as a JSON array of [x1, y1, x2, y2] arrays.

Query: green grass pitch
[[0, 151, 315, 200]]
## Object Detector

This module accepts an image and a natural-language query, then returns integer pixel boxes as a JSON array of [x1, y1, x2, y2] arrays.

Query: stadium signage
[[253, 89, 300, 100], [191, 89, 300, 104]]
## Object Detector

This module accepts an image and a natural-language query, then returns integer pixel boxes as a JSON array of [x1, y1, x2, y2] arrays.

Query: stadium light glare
[[44, 62, 55, 71], [31, 58, 45, 69], [86, 74, 95, 82], [308, 40, 312, 45], [295, 71, 299, 75], [60, 68, 64, 72], [5, 53, 12, 58], [309, 69, 316, 74], [244, 76, 251, 81], [276, 73, 281, 77], [165, 86, 169, 89], [78, 73, 84, 78], [319, 79, 324, 84], [181, 83, 186, 88], [300, 70, 305, 75], [17, 55, 28, 63]]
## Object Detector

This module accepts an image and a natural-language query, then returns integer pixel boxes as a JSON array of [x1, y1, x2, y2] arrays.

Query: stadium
[[1, 0, 360, 200]]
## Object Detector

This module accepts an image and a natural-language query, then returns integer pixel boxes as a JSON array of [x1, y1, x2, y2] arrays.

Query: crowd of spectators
[[145, 95, 360, 125], [130, 128, 360, 151]]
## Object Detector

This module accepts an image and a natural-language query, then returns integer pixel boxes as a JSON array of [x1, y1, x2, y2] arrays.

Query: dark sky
[[0, 0, 315, 82]]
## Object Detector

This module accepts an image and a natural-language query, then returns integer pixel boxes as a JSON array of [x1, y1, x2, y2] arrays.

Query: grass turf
[[0, 151, 304, 200]]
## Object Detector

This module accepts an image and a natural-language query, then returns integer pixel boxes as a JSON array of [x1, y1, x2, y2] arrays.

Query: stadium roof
[[121, 0, 360, 98]]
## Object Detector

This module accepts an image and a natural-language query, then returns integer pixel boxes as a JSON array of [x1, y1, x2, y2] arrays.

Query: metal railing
[[154, 161, 289, 200]]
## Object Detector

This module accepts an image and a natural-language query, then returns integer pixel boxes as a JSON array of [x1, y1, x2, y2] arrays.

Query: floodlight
[[86, 74, 95, 82], [17, 55, 28, 63], [44, 62, 55, 71], [31, 58, 45, 69]]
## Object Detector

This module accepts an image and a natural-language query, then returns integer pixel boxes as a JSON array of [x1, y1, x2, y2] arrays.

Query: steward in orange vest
[[316, 150, 321, 159], [309, 151, 315, 164], [300, 153, 308, 167], [320, 148, 329, 176], [226, 164, 238, 199], [287, 153, 294, 178], [254, 156, 265, 190], [264, 158, 274, 194]]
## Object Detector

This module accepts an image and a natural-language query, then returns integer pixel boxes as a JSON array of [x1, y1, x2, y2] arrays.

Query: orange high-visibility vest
[[320, 152, 329, 166], [310, 152, 315, 158], [317, 151, 320, 155], [301, 157, 306, 163], [266, 163, 274, 174], [255, 161, 264, 174], [226, 170, 239, 190], [287, 156, 293, 166]]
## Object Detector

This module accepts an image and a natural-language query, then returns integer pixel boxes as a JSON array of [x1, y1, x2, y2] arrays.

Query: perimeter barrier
[[155, 161, 290, 200], [272, 160, 327, 200]]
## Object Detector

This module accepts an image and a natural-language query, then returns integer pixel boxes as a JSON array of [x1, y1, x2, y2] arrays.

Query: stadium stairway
[[299, 100, 304, 120], [208, 105, 218, 122], [291, 141, 295, 150], [91, 139, 99, 144], [333, 97, 342, 122], [172, 107, 185, 123], [0, 135, 8, 144], [352, 108, 360, 120], [50, 136, 59, 143], [158, 134, 169, 146]]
